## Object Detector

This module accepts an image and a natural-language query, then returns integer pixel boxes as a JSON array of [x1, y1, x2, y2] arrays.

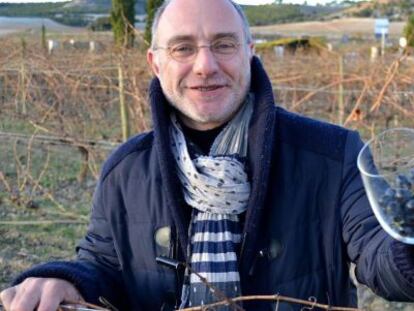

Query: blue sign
[[375, 18, 389, 38]]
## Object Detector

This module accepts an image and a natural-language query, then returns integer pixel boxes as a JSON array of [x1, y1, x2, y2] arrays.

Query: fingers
[[0, 286, 16, 310], [37, 279, 82, 311], [7, 278, 41, 311], [0, 278, 81, 311], [37, 289, 63, 311]]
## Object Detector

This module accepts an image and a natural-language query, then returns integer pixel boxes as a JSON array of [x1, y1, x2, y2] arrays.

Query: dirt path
[[251, 18, 405, 38], [0, 17, 85, 37]]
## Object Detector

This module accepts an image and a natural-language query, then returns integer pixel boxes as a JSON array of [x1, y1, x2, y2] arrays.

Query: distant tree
[[404, 13, 414, 48], [144, 0, 164, 46], [354, 7, 373, 17], [110, 0, 135, 48], [399, 0, 411, 12], [243, 4, 304, 26], [90, 17, 112, 32]]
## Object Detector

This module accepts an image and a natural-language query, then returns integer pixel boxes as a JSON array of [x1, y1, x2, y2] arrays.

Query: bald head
[[150, 0, 252, 48]]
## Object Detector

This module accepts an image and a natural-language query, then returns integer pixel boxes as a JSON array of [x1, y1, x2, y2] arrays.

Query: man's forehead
[[156, 0, 244, 43]]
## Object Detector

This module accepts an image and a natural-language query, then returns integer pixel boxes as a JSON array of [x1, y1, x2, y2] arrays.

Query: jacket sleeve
[[12, 179, 126, 309], [340, 130, 414, 301]]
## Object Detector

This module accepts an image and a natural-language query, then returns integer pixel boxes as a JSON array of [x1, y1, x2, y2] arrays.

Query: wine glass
[[357, 128, 414, 244]]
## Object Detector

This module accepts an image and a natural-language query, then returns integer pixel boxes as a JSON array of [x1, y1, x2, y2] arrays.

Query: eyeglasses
[[154, 38, 241, 63]]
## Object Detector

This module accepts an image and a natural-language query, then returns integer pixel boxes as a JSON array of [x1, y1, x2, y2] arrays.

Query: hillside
[[0, 0, 411, 29], [0, 0, 146, 16], [343, 0, 413, 20], [62, 0, 146, 14], [235, 4, 343, 26]]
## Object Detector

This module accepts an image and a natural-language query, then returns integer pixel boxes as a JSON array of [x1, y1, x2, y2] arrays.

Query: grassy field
[[0, 31, 414, 310], [0, 138, 102, 288]]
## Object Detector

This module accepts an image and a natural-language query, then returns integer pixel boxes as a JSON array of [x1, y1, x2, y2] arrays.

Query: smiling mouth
[[189, 85, 225, 92]]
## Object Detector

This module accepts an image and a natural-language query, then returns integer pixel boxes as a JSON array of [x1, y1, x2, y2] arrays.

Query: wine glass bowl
[[357, 128, 414, 244]]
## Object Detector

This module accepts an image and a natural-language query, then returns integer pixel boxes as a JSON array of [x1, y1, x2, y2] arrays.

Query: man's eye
[[171, 45, 195, 54], [213, 41, 237, 53]]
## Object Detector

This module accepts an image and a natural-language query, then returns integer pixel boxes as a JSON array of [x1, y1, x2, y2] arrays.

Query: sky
[[0, 0, 337, 5]]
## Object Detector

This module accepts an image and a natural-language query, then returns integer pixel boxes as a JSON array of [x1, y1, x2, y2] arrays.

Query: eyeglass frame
[[152, 37, 244, 63]]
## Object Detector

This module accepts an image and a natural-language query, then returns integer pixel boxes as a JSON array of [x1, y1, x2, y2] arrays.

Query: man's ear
[[147, 49, 160, 77], [248, 42, 255, 60]]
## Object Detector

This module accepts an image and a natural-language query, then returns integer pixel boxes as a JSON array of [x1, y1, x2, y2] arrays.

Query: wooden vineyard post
[[20, 60, 27, 115], [118, 59, 130, 142], [338, 54, 344, 125], [16, 37, 27, 115]]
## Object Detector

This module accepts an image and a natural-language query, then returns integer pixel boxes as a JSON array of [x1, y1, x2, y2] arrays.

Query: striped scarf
[[169, 95, 253, 309]]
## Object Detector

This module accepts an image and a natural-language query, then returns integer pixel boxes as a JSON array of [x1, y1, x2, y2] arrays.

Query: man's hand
[[0, 278, 82, 311]]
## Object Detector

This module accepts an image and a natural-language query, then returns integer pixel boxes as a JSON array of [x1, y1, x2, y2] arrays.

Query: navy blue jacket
[[15, 57, 414, 310]]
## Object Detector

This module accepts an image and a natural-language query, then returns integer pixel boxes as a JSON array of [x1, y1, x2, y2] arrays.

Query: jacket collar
[[148, 56, 277, 266]]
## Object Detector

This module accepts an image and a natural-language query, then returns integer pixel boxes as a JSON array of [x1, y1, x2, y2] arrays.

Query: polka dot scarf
[[170, 94, 254, 309]]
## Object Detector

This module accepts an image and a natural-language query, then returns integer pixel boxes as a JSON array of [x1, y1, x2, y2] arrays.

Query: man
[[2, 0, 414, 310]]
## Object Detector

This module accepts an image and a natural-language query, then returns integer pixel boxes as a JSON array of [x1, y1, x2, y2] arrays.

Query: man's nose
[[192, 46, 219, 77]]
